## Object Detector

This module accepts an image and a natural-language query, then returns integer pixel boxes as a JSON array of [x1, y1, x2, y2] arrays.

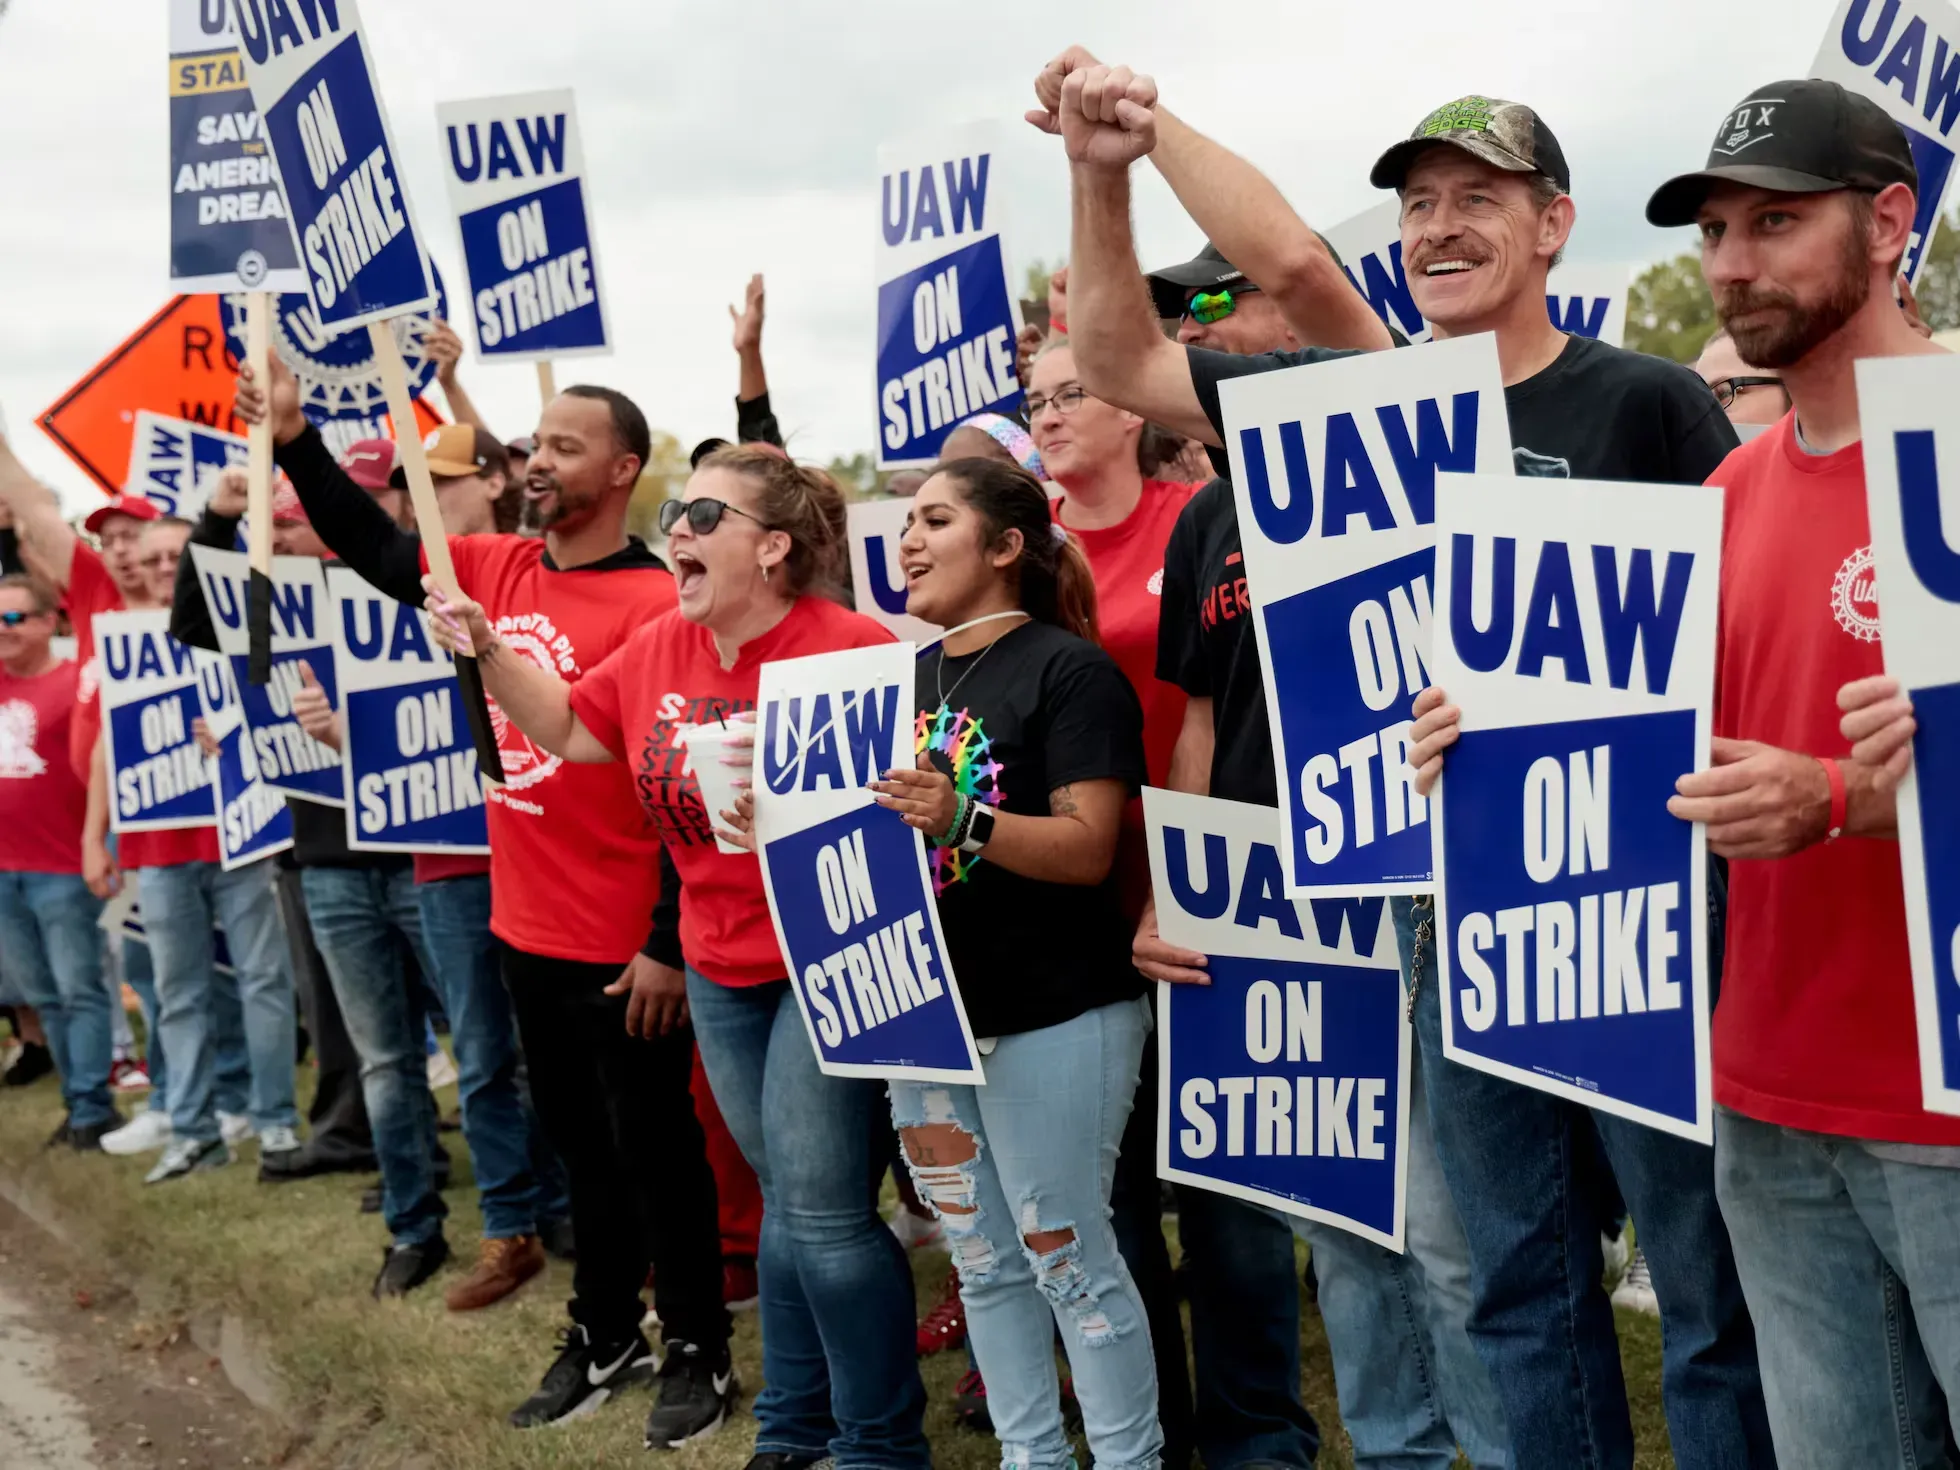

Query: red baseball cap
[[339, 439, 401, 494], [84, 495, 163, 535]]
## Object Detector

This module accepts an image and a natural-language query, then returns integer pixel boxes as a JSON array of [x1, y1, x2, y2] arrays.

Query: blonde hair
[[696, 445, 847, 596]]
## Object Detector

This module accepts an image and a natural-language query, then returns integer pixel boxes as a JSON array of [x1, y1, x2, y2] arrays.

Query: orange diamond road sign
[[39, 296, 444, 497]]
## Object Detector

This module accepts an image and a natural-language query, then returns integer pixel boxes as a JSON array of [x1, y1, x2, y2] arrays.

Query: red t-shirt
[[0, 660, 87, 874], [1053, 480, 1196, 788], [433, 534, 677, 964], [413, 852, 492, 885], [121, 825, 220, 870], [1711, 419, 1960, 1146], [569, 595, 896, 987], [64, 543, 128, 781]]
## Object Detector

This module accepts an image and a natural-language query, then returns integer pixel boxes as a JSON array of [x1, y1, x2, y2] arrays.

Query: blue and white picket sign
[[1427, 470, 1721, 1141], [845, 498, 942, 644], [227, 0, 435, 330], [436, 90, 610, 362], [325, 565, 488, 853], [1813, 0, 1960, 281], [875, 123, 1024, 469], [1857, 353, 1960, 1117], [1145, 788, 1410, 1248], [187, 544, 343, 806], [754, 642, 982, 1083], [93, 610, 218, 835], [169, 0, 305, 294], [218, 264, 447, 459], [192, 649, 294, 869], [123, 412, 247, 521], [1320, 201, 1633, 348], [1217, 335, 1513, 897]]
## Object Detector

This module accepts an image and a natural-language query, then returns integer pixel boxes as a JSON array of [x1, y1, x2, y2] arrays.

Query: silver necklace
[[933, 611, 1030, 713]]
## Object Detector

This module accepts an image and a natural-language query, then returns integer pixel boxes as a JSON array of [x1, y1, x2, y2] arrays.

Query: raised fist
[[1027, 48, 1159, 168]]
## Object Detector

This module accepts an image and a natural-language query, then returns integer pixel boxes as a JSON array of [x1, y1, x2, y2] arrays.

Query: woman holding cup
[[424, 445, 928, 1469]]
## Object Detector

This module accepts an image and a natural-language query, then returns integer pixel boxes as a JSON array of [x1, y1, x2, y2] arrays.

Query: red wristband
[[1819, 756, 1847, 840]]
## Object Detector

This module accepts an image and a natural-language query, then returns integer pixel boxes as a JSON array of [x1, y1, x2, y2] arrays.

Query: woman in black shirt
[[873, 458, 1160, 1470]]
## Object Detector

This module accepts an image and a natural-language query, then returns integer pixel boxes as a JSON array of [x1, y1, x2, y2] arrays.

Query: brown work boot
[[444, 1234, 546, 1312]]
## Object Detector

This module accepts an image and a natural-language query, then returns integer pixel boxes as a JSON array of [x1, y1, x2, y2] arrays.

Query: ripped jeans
[[890, 996, 1160, 1470]]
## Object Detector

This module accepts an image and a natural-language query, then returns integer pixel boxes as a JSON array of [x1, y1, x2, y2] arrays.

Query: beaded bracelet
[[933, 792, 970, 848]]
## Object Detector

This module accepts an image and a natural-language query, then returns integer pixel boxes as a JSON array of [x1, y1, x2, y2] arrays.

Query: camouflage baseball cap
[[1370, 95, 1571, 193]]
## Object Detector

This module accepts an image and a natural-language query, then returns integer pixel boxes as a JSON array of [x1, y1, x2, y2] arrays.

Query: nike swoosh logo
[[587, 1343, 640, 1387], [712, 1370, 731, 1395]]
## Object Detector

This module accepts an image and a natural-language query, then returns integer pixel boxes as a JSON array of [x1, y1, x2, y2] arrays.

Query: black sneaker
[[372, 1236, 451, 1299], [4, 1042, 53, 1087], [69, 1119, 118, 1152], [643, 1341, 736, 1448], [539, 1215, 576, 1262], [44, 1116, 73, 1149], [508, 1324, 655, 1428]]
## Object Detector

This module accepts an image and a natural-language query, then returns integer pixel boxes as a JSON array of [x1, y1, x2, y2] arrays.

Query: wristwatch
[[959, 802, 996, 854]]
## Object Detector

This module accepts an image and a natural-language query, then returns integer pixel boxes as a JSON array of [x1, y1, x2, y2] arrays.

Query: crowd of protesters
[[0, 45, 1954, 1470]]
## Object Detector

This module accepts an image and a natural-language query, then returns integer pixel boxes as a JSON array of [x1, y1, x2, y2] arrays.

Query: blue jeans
[[140, 859, 296, 1143], [0, 872, 113, 1129], [1716, 1108, 1960, 1470], [687, 971, 928, 1469], [1299, 1036, 1511, 1469], [892, 997, 1159, 1470], [302, 863, 444, 1248], [415, 874, 564, 1238], [115, 933, 176, 1116], [1395, 896, 1773, 1470]]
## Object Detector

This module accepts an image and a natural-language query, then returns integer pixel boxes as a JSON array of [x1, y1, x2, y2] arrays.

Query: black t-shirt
[[916, 618, 1148, 1038], [1166, 335, 1738, 806]]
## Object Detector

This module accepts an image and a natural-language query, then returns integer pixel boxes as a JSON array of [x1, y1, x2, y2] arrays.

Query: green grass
[[0, 1070, 1675, 1468]]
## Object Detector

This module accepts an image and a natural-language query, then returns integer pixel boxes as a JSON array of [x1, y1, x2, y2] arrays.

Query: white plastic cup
[[680, 717, 755, 855]]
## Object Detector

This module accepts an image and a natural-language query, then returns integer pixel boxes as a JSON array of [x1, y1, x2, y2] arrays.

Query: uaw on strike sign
[[1813, 0, 1960, 282], [755, 643, 983, 1083], [94, 611, 217, 835], [876, 124, 1024, 469], [1147, 789, 1410, 1248], [1428, 471, 1722, 1141], [1858, 354, 1960, 1118], [227, 0, 435, 330], [1218, 335, 1512, 897], [437, 90, 611, 361]]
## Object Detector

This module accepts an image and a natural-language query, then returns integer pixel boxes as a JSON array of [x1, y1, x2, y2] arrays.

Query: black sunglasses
[[658, 496, 773, 537], [1710, 375, 1783, 410]]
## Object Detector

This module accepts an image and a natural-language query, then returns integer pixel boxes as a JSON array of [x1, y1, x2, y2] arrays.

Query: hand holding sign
[[233, 357, 308, 447], [1839, 675, 1917, 791], [422, 577, 493, 660], [208, 465, 250, 518], [870, 755, 960, 839], [290, 660, 341, 751], [1408, 686, 1462, 798], [425, 318, 464, 388], [1668, 738, 1834, 860], [1131, 895, 1210, 987]]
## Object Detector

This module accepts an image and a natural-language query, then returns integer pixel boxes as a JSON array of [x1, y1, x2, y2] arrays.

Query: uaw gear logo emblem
[[1831, 544, 1882, 643], [1715, 99, 1781, 157], [486, 612, 576, 791]]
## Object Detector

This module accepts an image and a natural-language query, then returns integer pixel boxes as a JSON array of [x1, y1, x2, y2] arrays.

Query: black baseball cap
[[1145, 243, 1246, 320], [1371, 95, 1571, 193], [1646, 79, 1918, 226]]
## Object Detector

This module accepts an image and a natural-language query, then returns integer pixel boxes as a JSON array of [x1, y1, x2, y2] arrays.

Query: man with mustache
[[1036, 49, 1772, 1470], [231, 358, 736, 1442], [1642, 79, 1957, 1467]]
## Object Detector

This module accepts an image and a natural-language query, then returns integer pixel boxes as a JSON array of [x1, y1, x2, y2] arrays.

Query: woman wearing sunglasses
[[424, 445, 929, 1470], [736, 456, 1155, 1470]]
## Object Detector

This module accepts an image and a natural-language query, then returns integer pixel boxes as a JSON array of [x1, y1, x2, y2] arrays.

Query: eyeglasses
[[1710, 375, 1783, 409], [1024, 384, 1090, 418], [0, 611, 39, 627], [658, 496, 772, 537], [1182, 284, 1262, 325], [140, 553, 179, 571]]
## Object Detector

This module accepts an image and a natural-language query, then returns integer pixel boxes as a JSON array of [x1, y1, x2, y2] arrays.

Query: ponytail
[[935, 457, 1101, 645], [696, 444, 848, 598]]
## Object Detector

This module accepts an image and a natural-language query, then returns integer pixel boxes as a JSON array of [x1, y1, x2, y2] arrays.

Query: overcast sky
[[0, 0, 1843, 513]]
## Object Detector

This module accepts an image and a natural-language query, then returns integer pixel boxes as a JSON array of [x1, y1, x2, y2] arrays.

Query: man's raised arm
[[1028, 49, 1216, 445], [1149, 108, 1392, 353], [0, 431, 80, 592]]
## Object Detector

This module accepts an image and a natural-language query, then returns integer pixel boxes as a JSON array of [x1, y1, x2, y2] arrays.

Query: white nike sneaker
[[258, 1124, 301, 1156], [1611, 1248, 1659, 1317], [101, 1110, 174, 1156]]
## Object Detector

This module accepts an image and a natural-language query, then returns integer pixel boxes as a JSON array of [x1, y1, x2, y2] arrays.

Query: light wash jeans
[[0, 872, 113, 1129], [890, 997, 1161, 1470], [1716, 1106, 1960, 1469], [1297, 1040, 1511, 1469], [139, 858, 296, 1144]]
